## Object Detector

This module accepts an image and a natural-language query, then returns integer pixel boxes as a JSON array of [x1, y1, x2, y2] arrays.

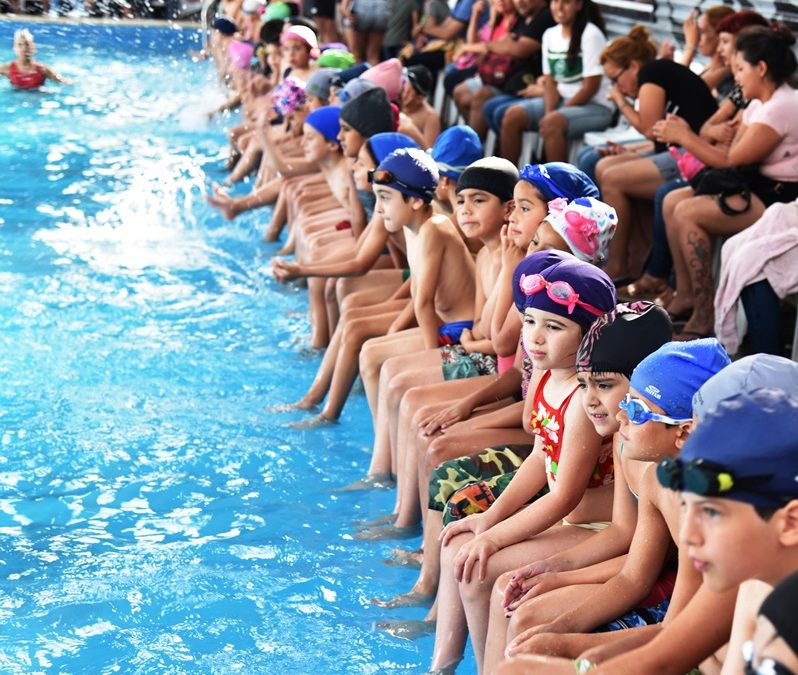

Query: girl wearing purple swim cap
[[425, 253, 616, 672]]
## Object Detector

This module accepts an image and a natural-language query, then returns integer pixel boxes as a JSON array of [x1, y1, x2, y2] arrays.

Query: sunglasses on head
[[656, 456, 774, 497], [617, 393, 691, 426], [519, 273, 605, 317]]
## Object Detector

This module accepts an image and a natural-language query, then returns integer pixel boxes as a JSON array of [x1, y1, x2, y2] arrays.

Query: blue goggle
[[618, 393, 692, 426]]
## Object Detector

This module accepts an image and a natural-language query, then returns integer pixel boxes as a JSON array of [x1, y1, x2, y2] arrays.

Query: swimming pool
[[0, 19, 478, 673]]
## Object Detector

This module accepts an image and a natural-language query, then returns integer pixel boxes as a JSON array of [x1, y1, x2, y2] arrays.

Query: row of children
[[198, 5, 798, 673]]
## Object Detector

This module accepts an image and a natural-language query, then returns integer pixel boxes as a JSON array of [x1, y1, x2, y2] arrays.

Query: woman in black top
[[594, 25, 717, 283]]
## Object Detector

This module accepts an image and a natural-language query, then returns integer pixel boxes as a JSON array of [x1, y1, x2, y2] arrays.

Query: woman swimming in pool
[[1, 29, 71, 90]]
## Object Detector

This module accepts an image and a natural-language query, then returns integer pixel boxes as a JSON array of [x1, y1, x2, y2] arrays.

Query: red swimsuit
[[530, 370, 614, 488], [8, 62, 46, 90]]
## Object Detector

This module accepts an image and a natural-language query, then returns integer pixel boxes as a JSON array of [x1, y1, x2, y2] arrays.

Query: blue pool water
[[0, 20, 475, 673]]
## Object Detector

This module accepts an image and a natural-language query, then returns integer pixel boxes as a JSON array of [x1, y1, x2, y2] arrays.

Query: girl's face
[[353, 144, 375, 191], [577, 370, 629, 436], [455, 189, 507, 241], [527, 220, 569, 256], [522, 307, 582, 371], [615, 387, 686, 463], [549, 0, 583, 27], [302, 124, 333, 162], [14, 35, 34, 60], [698, 14, 719, 57], [716, 31, 735, 66], [495, 0, 514, 14], [507, 181, 548, 248], [282, 39, 310, 70], [337, 119, 365, 159]]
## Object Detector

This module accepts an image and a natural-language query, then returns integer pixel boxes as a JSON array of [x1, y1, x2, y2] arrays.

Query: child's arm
[[42, 64, 72, 85], [504, 441, 638, 608], [387, 298, 417, 334], [591, 584, 737, 674], [524, 470, 673, 636], [490, 225, 526, 355], [273, 216, 389, 282], [413, 225, 447, 350], [0, 63, 10, 76], [388, 276, 412, 301], [346, 175, 367, 237]]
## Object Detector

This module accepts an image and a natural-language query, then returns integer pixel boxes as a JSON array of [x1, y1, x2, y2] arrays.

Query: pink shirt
[[743, 84, 798, 181]]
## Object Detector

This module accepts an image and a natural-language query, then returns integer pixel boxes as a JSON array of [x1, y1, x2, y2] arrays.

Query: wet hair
[[260, 19, 286, 45], [715, 10, 769, 36], [13, 28, 34, 45], [600, 24, 657, 67], [754, 505, 777, 521], [567, 0, 607, 69], [703, 5, 735, 30], [735, 25, 797, 86]]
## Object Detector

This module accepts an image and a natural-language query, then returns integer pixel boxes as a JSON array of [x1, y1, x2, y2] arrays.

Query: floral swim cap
[[273, 77, 307, 116], [544, 196, 617, 268]]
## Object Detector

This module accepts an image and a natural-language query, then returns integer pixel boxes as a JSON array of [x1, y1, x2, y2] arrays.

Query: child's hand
[[504, 571, 566, 616], [272, 259, 300, 282], [439, 511, 486, 546], [458, 328, 475, 348], [420, 399, 475, 436], [683, 9, 700, 52], [505, 622, 561, 658], [500, 224, 527, 269], [596, 140, 627, 157], [502, 559, 553, 612], [453, 533, 500, 583]]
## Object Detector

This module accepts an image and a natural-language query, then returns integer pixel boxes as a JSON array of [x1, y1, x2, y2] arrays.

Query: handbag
[[477, 52, 515, 87], [689, 165, 758, 217]]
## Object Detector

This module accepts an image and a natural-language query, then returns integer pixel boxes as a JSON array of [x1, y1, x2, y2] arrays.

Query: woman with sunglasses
[[426, 252, 617, 672], [592, 24, 718, 286]]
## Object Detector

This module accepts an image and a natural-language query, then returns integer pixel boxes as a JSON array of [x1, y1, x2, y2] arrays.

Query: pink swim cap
[[228, 40, 255, 69]]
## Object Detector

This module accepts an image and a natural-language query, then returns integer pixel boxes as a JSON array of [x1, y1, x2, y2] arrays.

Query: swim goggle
[[368, 168, 435, 200], [742, 639, 794, 675], [617, 393, 692, 426], [518, 273, 606, 317], [656, 456, 773, 498]]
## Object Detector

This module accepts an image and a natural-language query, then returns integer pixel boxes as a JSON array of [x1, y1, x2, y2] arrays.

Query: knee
[[425, 437, 449, 471], [343, 323, 367, 352], [501, 106, 528, 133], [539, 112, 566, 137], [402, 388, 425, 420]]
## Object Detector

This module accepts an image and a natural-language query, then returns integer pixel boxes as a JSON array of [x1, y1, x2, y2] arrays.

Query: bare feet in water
[[353, 523, 421, 540], [337, 475, 396, 493], [205, 183, 241, 221], [264, 395, 321, 413], [373, 619, 436, 641], [285, 413, 337, 430], [371, 590, 434, 608], [384, 547, 423, 569]]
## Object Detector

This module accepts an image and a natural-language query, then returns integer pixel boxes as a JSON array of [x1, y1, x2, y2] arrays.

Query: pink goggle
[[519, 273, 606, 317]]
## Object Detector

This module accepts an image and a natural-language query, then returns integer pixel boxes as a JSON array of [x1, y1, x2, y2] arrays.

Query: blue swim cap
[[367, 132, 419, 165], [630, 339, 731, 419], [305, 105, 341, 144], [375, 147, 439, 202], [430, 125, 483, 180], [677, 388, 798, 508], [520, 162, 599, 202], [692, 354, 798, 422]]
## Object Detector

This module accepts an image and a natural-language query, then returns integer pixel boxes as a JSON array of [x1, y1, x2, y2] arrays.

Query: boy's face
[[527, 220, 569, 257], [435, 175, 453, 203], [306, 93, 325, 111], [400, 82, 422, 109], [577, 370, 629, 437], [375, 185, 417, 233], [522, 307, 582, 371], [302, 124, 334, 162], [679, 492, 783, 592], [353, 144, 375, 192], [508, 181, 549, 249], [455, 188, 507, 241], [616, 387, 686, 463], [282, 38, 310, 69], [337, 120, 365, 158]]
